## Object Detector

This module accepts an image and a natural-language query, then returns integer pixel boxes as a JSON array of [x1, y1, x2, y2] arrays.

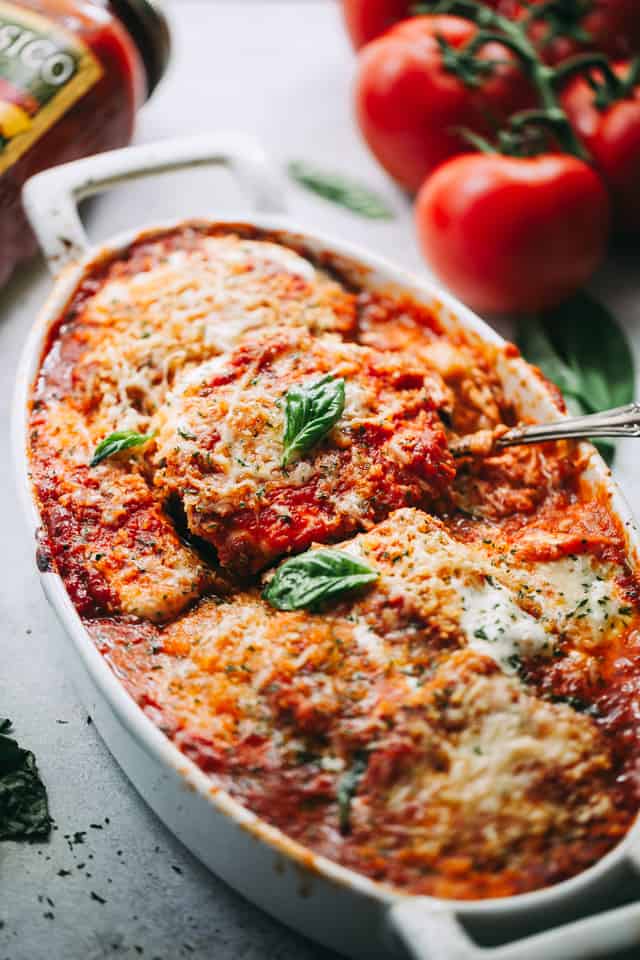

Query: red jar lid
[[110, 0, 171, 97]]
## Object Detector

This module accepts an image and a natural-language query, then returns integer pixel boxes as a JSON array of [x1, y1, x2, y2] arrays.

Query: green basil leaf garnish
[[282, 374, 345, 467], [517, 293, 635, 466], [287, 161, 394, 220], [263, 548, 378, 612], [90, 430, 154, 467], [337, 752, 368, 834], [0, 718, 52, 841]]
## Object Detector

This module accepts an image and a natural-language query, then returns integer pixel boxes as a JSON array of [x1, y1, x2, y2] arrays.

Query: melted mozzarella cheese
[[534, 555, 619, 630], [459, 553, 627, 670], [153, 333, 380, 506], [72, 234, 354, 440], [352, 620, 387, 667], [341, 509, 628, 676], [211, 238, 317, 284], [492, 553, 626, 651], [402, 658, 614, 829], [458, 577, 550, 672]]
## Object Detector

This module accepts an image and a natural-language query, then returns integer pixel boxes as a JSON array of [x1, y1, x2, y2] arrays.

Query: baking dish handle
[[22, 133, 286, 275], [389, 899, 640, 960]]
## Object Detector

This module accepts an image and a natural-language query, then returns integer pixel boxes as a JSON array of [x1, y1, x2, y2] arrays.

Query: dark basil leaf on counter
[[0, 719, 51, 841], [288, 161, 394, 220], [337, 752, 368, 834], [517, 293, 635, 466], [282, 374, 345, 466], [516, 320, 612, 458], [263, 548, 378, 611], [90, 430, 154, 467], [516, 320, 582, 399]]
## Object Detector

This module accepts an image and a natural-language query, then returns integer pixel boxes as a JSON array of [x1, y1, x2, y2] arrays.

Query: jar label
[[0, 1, 102, 175]]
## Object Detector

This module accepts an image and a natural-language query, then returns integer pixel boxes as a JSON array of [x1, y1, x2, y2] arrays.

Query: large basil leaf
[[0, 719, 51, 841], [516, 321, 582, 400], [263, 548, 378, 611], [550, 293, 635, 411], [288, 161, 394, 220], [90, 430, 154, 467], [282, 374, 345, 466], [516, 293, 635, 465]]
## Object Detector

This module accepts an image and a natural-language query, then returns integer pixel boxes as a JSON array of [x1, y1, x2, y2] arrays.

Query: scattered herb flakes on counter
[[517, 292, 635, 465], [287, 161, 395, 219], [0, 718, 52, 841]]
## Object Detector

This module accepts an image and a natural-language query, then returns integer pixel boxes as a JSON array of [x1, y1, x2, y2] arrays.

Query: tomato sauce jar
[[0, 0, 170, 286]]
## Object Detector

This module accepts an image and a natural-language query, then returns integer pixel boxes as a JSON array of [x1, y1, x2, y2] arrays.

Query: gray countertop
[[2, 2, 640, 958]]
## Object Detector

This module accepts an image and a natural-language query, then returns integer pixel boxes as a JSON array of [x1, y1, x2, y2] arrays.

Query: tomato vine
[[416, 0, 592, 156], [413, 0, 640, 162]]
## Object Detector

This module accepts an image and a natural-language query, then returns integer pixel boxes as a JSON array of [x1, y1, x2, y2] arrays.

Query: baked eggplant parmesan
[[150, 327, 455, 574], [28, 224, 640, 899]]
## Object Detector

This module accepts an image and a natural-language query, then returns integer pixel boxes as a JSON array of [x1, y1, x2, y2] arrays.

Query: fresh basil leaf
[[263, 548, 378, 611], [282, 374, 345, 467], [516, 293, 635, 466], [337, 752, 368, 834], [288, 161, 394, 220], [516, 319, 583, 400], [90, 430, 154, 467], [549, 293, 635, 412], [592, 438, 616, 466], [0, 719, 51, 841]]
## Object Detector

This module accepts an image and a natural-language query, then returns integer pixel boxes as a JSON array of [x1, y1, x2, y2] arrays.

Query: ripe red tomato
[[341, 0, 413, 49], [415, 153, 610, 314], [526, 0, 640, 65], [341, 1, 520, 49], [341, 1, 640, 61], [355, 16, 532, 192], [562, 63, 640, 235]]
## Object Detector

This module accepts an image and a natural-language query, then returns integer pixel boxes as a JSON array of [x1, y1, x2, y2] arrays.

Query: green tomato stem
[[455, 127, 498, 154], [621, 57, 640, 97], [507, 107, 587, 160], [521, 0, 591, 32], [424, 0, 589, 159], [553, 53, 640, 111], [553, 52, 622, 95]]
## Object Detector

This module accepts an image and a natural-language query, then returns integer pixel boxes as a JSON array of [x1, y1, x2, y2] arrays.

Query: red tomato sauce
[[0, 0, 167, 286]]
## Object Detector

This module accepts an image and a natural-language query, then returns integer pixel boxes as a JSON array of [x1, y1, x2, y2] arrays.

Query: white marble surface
[[1, 2, 639, 958]]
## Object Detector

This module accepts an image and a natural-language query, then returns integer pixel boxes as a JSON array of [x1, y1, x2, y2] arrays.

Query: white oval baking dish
[[12, 134, 640, 960]]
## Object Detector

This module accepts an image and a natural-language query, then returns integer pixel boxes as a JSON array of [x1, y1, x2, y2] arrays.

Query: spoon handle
[[497, 401, 640, 448]]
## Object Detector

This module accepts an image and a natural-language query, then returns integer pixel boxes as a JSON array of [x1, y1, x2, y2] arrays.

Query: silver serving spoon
[[451, 402, 640, 458]]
